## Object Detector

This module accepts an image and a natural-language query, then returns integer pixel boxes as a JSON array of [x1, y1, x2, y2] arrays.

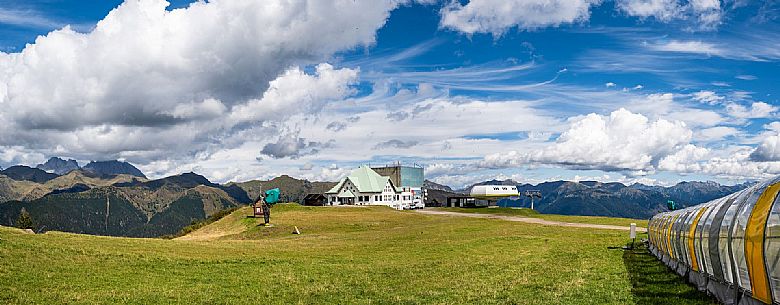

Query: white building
[[325, 165, 414, 209]]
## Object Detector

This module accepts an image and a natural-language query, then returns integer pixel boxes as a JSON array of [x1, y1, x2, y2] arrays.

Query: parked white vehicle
[[411, 199, 424, 209]]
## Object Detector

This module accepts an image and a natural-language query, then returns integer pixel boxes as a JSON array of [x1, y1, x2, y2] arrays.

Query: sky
[[0, 0, 779, 188]]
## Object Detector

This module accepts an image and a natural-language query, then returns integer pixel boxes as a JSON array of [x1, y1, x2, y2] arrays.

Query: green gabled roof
[[337, 189, 355, 198], [325, 165, 392, 194]]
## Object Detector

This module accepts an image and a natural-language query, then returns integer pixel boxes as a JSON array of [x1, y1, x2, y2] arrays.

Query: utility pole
[[524, 190, 542, 210], [105, 193, 110, 233]]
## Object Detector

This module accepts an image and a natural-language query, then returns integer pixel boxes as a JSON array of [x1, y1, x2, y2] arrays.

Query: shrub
[[15, 207, 34, 230]]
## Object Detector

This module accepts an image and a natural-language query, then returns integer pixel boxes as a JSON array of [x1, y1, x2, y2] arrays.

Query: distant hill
[[0, 175, 47, 202], [0, 166, 59, 183], [36, 157, 80, 175], [447, 179, 753, 219], [231, 175, 336, 204], [0, 168, 343, 237], [84, 160, 146, 178], [0, 169, 144, 203], [423, 180, 455, 192], [0, 171, 249, 237]]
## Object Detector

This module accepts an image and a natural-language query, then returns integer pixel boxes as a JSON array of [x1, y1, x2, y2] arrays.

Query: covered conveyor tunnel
[[648, 177, 780, 305]]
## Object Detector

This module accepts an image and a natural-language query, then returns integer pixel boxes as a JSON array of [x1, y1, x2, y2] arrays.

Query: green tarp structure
[[264, 188, 280, 205]]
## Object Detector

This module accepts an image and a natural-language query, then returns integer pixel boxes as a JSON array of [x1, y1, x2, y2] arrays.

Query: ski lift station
[[446, 185, 521, 208], [443, 186, 542, 209], [470, 185, 519, 199]]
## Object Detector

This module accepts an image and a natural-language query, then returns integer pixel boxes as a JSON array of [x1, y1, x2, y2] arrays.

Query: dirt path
[[415, 210, 647, 232], [175, 228, 242, 241]]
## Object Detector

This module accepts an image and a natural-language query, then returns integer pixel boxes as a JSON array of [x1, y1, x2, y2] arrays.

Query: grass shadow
[[622, 242, 718, 305]]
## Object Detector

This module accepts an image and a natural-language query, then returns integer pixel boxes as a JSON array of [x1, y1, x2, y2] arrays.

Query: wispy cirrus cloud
[[648, 40, 723, 56], [736, 74, 757, 80], [0, 8, 94, 32], [645, 33, 780, 61], [0, 8, 61, 29]]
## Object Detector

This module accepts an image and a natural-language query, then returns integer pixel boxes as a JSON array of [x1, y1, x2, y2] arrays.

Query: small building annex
[[325, 165, 412, 209]]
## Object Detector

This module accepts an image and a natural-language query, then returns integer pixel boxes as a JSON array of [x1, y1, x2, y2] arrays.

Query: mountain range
[[32, 157, 147, 178], [0, 157, 755, 236], [0, 158, 334, 237], [423, 179, 753, 219]]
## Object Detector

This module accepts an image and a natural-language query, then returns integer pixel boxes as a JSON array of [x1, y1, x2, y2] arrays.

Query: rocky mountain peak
[[83, 160, 146, 178], [36, 157, 81, 175]]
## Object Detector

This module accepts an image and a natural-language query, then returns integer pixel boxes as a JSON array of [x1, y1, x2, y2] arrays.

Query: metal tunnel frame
[[648, 177, 780, 305]]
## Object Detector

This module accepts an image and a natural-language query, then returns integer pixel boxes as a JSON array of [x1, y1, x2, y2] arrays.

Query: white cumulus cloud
[[696, 126, 739, 142], [751, 134, 780, 162], [0, 0, 399, 166], [439, 0, 599, 34], [229, 64, 359, 124], [726, 102, 777, 119], [482, 108, 693, 173], [692, 90, 724, 104], [617, 0, 681, 21], [657, 144, 710, 172], [617, 0, 722, 29]]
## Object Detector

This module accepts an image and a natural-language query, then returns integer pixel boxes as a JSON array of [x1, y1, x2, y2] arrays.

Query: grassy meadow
[[0, 204, 710, 304], [432, 207, 649, 228]]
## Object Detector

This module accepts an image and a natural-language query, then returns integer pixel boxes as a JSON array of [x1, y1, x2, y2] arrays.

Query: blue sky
[[1, 0, 779, 188]]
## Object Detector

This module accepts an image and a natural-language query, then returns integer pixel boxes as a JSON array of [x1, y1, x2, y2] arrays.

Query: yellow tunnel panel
[[745, 182, 780, 304], [688, 207, 707, 272], [667, 215, 673, 259], [668, 214, 678, 259]]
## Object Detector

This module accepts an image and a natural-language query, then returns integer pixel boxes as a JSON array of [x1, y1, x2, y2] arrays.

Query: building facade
[[371, 165, 425, 206], [325, 166, 415, 209]]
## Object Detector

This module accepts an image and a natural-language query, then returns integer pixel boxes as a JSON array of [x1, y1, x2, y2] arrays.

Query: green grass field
[[432, 207, 649, 228], [0, 204, 711, 304]]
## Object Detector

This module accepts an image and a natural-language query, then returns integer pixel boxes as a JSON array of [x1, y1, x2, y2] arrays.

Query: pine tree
[[15, 208, 33, 230]]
